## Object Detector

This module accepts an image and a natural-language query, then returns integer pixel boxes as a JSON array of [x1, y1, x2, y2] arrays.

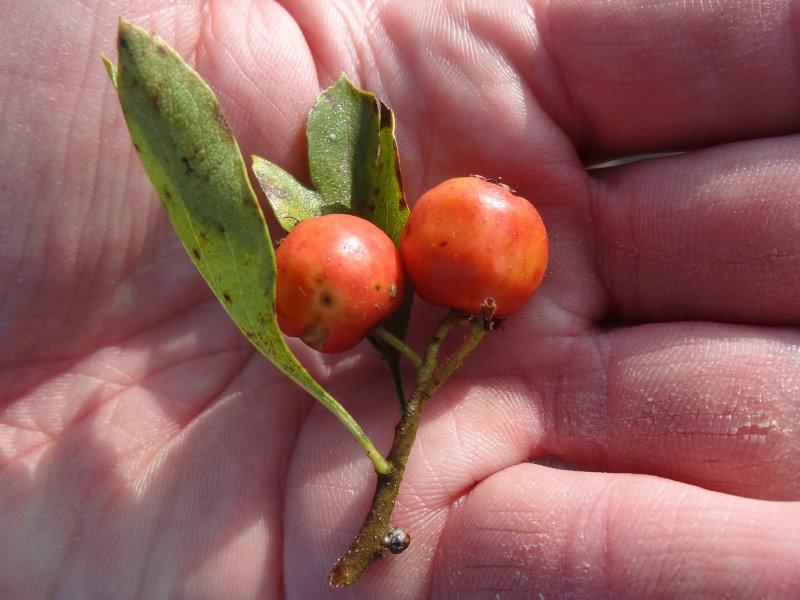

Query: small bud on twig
[[383, 527, 411, 554]]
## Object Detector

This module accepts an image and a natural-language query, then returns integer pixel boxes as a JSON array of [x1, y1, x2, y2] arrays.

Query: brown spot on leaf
[[156, 45, 166, 55], [118, 33, 129, 51], [148, 92, 161, 111], [181, 157, 194, 174], [191, 248, 200, 259], [397, 175, 407, 210], [211, 104, 232, 137], [223, 292, 232, 304]]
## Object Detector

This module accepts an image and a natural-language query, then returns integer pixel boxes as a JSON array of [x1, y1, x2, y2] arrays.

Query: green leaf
[[368, 101, 409, 244], [109, 19, 389, 475], [253, 76, 409, 239], [250, 157, 334, 231], [306, 76, 409, 243], [252, 76, 413, 404]]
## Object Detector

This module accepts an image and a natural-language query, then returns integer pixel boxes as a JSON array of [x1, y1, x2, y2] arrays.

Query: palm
[[2, 1, 798, 598]]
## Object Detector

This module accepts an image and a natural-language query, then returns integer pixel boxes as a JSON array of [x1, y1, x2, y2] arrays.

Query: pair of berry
[[276, 176, 549, 353]]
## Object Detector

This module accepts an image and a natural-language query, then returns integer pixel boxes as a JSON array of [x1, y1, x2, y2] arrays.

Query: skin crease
[[1, 0, 800, 598], [275, 214, 404, 353], [399, 177, 548, 317]]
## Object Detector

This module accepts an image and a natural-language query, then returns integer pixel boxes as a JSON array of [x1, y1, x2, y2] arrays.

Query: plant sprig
[[104, 19, 497, 588]]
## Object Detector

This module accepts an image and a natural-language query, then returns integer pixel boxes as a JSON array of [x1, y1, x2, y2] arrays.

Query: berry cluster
[[275, 176, 549, 352]]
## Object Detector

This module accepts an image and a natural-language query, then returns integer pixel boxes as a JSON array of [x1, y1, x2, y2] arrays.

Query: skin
[[400, 177, 548, 317], [1, 0, 800, 598], [275, 214, 403, 353]]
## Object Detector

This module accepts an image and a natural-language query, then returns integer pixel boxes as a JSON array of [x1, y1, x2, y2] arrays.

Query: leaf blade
[[371, 101, 409, 243], [306, 76, 380, 214], [254, 76, 410, 238], [113, 19, 389, 474], [251, 156, 331, 231]]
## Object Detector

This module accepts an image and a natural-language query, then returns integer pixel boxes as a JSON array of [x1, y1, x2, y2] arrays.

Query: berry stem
[[425, 320, 487, 395], [369, 326, 423, 369], [329, 310, 491, 586], [417, 309, 471, 384]]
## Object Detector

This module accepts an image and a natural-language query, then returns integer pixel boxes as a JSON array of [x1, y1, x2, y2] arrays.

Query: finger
[[432, 464, 800, 598], [427, 319, 800, 500], [280, 0, 590, 202], [534, 0, 800, 157], [590, 135, 800, 325], [320, 0, 800, 160], [194, 1, 319, 175], [531, 322, 800, 501]]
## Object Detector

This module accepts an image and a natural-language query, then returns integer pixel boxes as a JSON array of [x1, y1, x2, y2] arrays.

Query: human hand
[[1, 0, 798, 597]]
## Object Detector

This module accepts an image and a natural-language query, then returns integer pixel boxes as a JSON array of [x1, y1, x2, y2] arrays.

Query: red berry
[[275, 214, 404, 353], [399, 177, 548, 317]]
